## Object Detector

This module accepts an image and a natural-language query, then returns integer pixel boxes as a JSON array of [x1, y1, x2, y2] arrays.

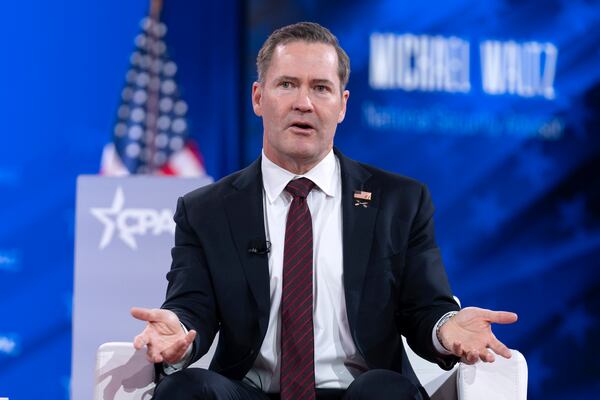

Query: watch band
[[436, 311, 459, 351]]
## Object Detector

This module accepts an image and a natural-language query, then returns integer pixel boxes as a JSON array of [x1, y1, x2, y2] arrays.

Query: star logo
[[90, 187, 175, 250], [91, 187, 126, 249]]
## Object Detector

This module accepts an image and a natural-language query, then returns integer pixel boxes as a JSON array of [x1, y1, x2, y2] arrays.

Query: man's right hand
[[131, 307, 197, 364]]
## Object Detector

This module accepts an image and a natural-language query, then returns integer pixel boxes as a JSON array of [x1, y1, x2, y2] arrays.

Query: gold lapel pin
[[353, 190, 372, 208]]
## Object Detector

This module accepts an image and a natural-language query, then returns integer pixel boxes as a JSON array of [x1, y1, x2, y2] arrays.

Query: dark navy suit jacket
[[161, 149, 460, 388]]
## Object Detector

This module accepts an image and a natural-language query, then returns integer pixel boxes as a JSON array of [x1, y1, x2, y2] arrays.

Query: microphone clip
[[247, 240, 271, 255]]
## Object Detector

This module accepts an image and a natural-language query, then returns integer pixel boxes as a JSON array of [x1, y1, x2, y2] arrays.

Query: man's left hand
[[438, 307, 518, 364]]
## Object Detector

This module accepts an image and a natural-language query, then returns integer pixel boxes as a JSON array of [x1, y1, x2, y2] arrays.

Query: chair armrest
[[403, 336, 458, 399], [458, 349, 528, 400], [94, 342, 155, 400], [403, 335, 527, 400], [93, 341, 527, 400]]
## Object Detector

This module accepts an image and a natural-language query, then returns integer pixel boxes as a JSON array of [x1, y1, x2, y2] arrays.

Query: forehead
[[266, 41, 339, 83]]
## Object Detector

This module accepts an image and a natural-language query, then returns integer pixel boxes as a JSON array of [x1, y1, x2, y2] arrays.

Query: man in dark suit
[[131, 22, 517, 400]]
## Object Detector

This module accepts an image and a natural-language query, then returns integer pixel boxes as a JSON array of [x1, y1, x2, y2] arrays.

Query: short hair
[[256, 22, 351, 91]]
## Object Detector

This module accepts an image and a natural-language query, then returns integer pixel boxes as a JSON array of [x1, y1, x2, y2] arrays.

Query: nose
[[292, 86, 313, 112]]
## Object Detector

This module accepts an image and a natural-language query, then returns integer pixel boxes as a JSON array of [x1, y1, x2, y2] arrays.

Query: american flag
[[101, 8, 207, 177]]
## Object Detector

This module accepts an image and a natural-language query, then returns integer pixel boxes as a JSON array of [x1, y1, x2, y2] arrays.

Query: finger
[[161, 330, 196, 364], [466, 350, 479, 364], [161, 338, 190, 364], [133, 307, 176, 325], [489, 337, 512, 359], [461, 351, 477, 365], [146, 352, 164, 364], [185, 329, 197, 344], [453, 342, 464, 358], [486, 311, 518, 324], [131, 307, 154, 322], [133, 333, 148, 350], [480, 349, 495, 363], [146, 344, 164, 364]]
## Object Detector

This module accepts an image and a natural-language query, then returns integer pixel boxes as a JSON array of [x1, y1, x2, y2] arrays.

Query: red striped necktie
[[280, 177, 316, 400]]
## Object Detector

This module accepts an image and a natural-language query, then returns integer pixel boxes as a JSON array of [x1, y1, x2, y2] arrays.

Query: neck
[[264, 150, 330, 175]]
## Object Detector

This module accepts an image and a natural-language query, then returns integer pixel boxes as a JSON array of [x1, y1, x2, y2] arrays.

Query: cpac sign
[[90, 187, 175, 250]]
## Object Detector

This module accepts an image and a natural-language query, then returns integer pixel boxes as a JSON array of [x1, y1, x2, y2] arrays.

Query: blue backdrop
[[243, 1, 600, 398], [0, 0, 241, 398], [1, 0, 599, 398]]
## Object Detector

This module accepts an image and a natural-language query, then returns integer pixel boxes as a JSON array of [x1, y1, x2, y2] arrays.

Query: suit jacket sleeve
[[161, 196, 219, 365], [396, 183, 460, 370]]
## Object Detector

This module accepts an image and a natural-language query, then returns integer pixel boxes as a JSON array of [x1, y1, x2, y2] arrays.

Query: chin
[[286, 144, 319, 160]]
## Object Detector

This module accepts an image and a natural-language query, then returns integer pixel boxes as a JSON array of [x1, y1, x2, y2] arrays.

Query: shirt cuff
[[163, 323, 194, 375], [432, 311, 459, 355]]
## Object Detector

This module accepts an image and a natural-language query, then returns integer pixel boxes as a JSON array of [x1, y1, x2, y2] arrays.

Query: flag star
[[102, 16, 207, 177]]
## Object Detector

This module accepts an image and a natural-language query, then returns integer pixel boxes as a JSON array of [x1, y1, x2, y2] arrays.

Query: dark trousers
[[152, 368, 423, 400]]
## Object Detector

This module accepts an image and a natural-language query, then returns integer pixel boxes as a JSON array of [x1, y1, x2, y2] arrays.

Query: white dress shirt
[[166, 150, 453, 382], [244, 150, 367, 392]]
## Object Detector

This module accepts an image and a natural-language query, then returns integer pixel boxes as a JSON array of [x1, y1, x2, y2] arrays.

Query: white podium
[[71, 176, 212, 400]]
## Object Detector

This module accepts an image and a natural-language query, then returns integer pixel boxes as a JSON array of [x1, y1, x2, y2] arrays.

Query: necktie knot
[[285, 177, 315, 199]]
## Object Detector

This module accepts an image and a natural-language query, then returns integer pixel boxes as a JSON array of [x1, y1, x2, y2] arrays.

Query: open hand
[[438, 306, 517, 364], [131, 307, 196, 364]]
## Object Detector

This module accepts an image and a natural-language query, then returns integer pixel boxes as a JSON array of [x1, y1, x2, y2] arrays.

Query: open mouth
[[289, 122, 315, 131]]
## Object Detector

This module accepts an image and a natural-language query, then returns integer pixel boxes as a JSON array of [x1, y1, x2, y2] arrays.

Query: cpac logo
[[90, 187, 175, 250]]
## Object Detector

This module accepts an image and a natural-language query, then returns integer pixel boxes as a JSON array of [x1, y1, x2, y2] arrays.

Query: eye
[[280, 81, 293, 89], [315, 85, 330, 93]]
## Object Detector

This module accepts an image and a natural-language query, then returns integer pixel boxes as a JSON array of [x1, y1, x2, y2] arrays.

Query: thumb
[[485, 310, 518, 324], [131, 307, 167, 323], [185, 329, 197, 346]]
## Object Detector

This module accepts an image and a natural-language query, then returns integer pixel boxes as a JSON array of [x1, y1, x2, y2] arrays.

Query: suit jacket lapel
[[221, 151, 379, 339], [222, 158, 271, 332], [336, 149, 380, 335]]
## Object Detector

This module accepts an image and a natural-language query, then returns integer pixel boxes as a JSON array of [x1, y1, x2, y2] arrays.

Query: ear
[[337, 90, 350, 123], [252, 82, 263, 116]]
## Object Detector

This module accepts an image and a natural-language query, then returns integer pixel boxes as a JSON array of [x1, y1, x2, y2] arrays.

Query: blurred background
[[1, 0, 599, 398]]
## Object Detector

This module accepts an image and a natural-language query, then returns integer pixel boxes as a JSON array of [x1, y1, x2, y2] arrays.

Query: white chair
[[94, 340, 527, 400]]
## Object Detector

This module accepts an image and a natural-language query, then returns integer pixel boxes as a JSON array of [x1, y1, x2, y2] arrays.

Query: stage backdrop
[[0, 0, 241, 398], [242, 1, 600, 399], [1, 0, 599, 399]]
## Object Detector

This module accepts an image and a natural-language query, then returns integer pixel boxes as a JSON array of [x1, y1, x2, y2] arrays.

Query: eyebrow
[[275, 76, 300, 84], [274, 76, 335, 86], [311, 79, 335, 87]]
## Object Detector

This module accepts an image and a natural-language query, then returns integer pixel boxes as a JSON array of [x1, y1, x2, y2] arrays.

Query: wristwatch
[[436, 311, 459, 351]]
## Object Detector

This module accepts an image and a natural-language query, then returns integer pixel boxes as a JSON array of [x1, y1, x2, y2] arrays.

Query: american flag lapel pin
[[353, 190, 372, 208]]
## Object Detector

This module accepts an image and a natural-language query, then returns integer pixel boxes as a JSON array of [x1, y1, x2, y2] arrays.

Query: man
[[131, 22, 517, 400]]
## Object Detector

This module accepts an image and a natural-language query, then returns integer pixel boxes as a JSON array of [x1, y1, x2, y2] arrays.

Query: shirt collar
[[261, 149, 339, 204]]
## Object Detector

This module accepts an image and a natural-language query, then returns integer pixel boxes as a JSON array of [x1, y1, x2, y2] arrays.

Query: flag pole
[[149, 0, 163, 20]]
